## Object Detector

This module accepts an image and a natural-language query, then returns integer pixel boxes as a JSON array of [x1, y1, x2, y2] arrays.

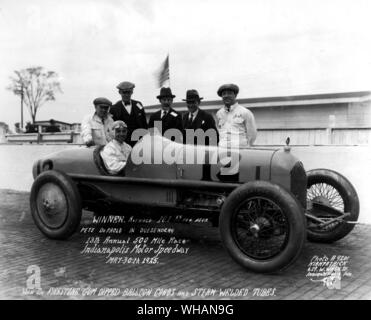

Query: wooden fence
[[5, 132, 82, 144], [255, 127, 371, 145]]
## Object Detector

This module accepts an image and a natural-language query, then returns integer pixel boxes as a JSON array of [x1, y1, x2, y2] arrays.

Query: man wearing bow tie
[[148, 87, 183, 142], [216, 83, 257, 148], [110, 81, 148, 147], [182, 89, 218, 146]]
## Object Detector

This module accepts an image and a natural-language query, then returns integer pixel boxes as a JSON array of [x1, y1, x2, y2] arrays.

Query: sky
[[1, 0, 371, 129]]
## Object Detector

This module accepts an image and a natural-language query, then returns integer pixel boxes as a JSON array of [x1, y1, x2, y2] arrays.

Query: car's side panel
[[207, 148, 277, 183], [237, 149, 277, 182], [86, 182, 177, 207], [123, 135, 180, 205], [126, 134, 180, 180], [35, 148, 101, 177], [32, 136, 303, 209], [176, 144, 209, 180]]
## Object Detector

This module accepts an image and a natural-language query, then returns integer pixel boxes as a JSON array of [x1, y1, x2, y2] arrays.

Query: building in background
[[145, 91, 371, 145], [5, 91, 371, 145], [34, 120, 74, 132], [5, 119, 83, 144], [71, 123, 81, 132]]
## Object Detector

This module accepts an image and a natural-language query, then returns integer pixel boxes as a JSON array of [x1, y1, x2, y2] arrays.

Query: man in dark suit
[[110, 81, 148, 147], [148, 87, 183, 142], [182, 89, 218, 146]]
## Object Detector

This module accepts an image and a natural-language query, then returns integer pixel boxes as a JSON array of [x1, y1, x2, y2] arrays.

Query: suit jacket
[[182, 109, 219, 145], [148, 107, 183, 142], [110, 99, 148, 146]]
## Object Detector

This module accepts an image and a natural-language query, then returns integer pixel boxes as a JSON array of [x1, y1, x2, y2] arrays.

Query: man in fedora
[[110, 81, 148, 147], [148, 87, 183, 141], [182, 89, 218, 145], [216, 83, 257, 148]]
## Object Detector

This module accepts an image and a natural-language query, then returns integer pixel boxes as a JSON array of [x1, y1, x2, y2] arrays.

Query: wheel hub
[[248, 216, 273, 237], [312, 196, 331, 206], [42, 199, 54, 212], [249, 223, 260, 237], [234, 196, 289, 260], [36, 183, 68, 228]]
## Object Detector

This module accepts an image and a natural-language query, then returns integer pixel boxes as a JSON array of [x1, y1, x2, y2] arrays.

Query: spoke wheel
[[219, 181, 306, 274], [233, 197, 289, 260], [306, 169, 359, 243], [307, 182, 344, 232]]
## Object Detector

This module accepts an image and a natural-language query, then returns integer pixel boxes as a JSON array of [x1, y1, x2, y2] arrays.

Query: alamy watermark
[[128, 123, 246, 175], [23, 265, 43, 295]]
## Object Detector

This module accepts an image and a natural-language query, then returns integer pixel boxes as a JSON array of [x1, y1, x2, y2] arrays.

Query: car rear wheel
[[306, 169, 359, 243], [30, 170, 82, 239], [219, 181, 306, 273]]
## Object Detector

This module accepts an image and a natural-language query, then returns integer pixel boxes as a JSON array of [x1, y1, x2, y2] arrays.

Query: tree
[[7, 66, 62, 124]]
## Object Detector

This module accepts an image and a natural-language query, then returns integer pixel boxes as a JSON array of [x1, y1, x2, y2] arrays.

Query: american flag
[[156, 54, 170, 88]]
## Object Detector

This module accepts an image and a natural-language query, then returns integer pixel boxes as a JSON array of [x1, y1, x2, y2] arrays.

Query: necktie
[[162, 110, 167, 119], [188, 113, 193, 127]]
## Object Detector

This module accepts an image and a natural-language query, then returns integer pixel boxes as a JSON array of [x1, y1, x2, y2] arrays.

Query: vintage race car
[[30, 134, 359, 273]]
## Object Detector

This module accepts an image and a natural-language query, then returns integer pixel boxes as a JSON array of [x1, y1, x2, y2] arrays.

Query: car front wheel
[[30, 170, 82, 239], [219, 181, 306, 273], [306, 169, 359, 243]]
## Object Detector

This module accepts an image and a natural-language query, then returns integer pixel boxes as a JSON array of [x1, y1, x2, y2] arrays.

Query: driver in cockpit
[[100, 121, 132, 175]]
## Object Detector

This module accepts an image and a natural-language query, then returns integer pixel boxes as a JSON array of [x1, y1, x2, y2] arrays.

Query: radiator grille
[[290, 161, 307, 209]]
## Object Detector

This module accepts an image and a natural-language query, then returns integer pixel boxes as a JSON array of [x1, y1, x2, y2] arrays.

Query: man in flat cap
[[110, 81, 148, 147], [216, 84, 257, 148], [182, 89, 218, 145], [81, 97, 115, 147], [100, 120, 132, 175], [148, 87, 183, 142]]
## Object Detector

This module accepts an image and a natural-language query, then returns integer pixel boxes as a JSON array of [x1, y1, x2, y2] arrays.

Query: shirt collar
[[190, 109, 199, 119], [122, 100, 131, 107], [93, 113, 104, 123], [93, 112, 111, 123], [113, 139, 123, 147], [224, 102, 238, 113], [162, 108, 170, 115]]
